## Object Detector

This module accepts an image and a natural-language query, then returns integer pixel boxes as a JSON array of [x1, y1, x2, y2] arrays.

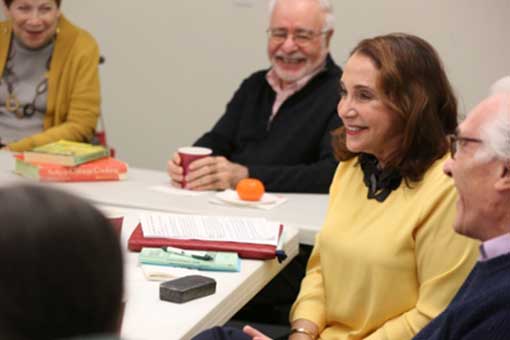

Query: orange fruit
[[236, 178, 265, 201]]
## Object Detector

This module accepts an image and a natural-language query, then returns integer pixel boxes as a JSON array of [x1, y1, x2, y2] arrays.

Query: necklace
[[1, 39, 52, 119]]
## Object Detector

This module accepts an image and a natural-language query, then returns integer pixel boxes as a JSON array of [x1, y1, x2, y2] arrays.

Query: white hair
[[490, 76, 510, 95], [477, 93, 510, 162], [268, 0, 335, 31]]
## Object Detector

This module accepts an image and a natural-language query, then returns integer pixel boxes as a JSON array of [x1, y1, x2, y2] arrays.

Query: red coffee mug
[[178, 146, 212, 188]]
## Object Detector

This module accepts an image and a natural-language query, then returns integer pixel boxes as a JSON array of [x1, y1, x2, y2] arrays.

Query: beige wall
[[3, 1, 509, 169]]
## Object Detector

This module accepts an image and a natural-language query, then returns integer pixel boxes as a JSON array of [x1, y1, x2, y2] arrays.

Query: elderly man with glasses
[[167, 0, 341, 194], [412, 78, 510, 340], [167, 0, 341, 330]]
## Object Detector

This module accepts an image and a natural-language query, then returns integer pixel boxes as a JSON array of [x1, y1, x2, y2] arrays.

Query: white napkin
[[210, 189, 288, 210], [149, 185, 209, 197]]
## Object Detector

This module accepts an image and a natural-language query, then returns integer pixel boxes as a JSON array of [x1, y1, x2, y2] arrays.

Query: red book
[[127, 223, 284, 260], [14, 154, 128, 182]]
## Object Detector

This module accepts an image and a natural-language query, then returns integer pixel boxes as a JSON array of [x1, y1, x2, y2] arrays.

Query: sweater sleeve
[[289, 166, 342, 331], [288, 239, 327, 330], [364, 178, 479, 340], [8, 32, 100, 152]]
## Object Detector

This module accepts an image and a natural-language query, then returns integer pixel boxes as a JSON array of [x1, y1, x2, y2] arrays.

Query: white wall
[[3, 1, 510, 170]]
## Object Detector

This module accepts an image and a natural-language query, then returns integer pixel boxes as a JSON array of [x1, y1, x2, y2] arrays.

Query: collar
[[359, 153, 402, 202], [12, 34, 55, 56], [0, 20, 13, 74], [479, 233, 510, 262]]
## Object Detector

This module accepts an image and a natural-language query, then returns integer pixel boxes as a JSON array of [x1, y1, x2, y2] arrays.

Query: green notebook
[[139, 248, 240, 272]]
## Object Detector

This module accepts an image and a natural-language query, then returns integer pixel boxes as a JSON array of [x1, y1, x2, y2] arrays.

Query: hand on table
[[167, 152, 249, 191], [243, 325, 273, 340]]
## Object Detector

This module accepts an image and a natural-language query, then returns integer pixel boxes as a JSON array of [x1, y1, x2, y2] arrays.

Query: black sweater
[[194, 55, 342, 193], [413, 253, 510, 340]]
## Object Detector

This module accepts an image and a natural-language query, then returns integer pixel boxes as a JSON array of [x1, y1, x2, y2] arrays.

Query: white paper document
[[139, 212, 280, 246]]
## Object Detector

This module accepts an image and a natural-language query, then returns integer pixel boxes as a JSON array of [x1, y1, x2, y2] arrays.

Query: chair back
[[93, 55, 116, 157]]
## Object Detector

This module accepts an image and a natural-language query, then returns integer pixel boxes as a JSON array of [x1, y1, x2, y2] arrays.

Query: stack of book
[[14, 140, 128, 182]]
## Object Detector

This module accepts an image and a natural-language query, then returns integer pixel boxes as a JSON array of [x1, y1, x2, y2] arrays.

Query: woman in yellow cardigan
[[0, 0, 100, 151], [192, 34, 480, 340]]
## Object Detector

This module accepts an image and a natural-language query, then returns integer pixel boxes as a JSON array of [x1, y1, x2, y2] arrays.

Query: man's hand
[[243, 325, 273, 340], [184, 156, 249, 191], [167, 152, 184, 188], [167, 152, 249, 191]]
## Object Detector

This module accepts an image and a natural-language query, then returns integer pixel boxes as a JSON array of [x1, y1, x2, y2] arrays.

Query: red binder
[[127, 223, 284, 260]]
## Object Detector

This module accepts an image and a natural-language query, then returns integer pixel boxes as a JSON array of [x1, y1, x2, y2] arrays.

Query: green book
[[139, 248, 240, 272], [23, 140, 109, 166]]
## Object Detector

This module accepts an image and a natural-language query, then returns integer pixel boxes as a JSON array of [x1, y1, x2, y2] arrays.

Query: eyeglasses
[[448, 134, 483, 159], [266, 28, 328, 46]]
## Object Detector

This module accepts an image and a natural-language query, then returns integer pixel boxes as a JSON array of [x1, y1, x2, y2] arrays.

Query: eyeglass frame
[[447, 133, 483, 159], [266, 27, 329, 46]]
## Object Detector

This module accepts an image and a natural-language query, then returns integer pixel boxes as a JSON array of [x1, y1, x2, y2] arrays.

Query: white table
[[0, 152, 328, 245], [103, 206, 299, 340], [0, 152, 307, 339]]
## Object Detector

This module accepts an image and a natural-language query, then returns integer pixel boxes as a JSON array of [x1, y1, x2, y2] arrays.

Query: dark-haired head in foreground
[[0, 185, 123, 340]]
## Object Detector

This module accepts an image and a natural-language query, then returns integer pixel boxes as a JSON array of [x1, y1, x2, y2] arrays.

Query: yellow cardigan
[[290, 155, 479, 340], [0, 16, 101, 152]]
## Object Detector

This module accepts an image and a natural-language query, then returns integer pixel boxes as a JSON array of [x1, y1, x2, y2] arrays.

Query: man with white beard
[[167, 0, 342, 194]]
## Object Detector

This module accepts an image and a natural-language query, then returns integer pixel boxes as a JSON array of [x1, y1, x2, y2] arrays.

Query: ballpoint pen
[[165, 246, 214, 261]]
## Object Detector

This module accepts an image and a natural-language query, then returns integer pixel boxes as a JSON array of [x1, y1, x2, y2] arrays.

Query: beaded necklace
[[1, 37, 53, 118]]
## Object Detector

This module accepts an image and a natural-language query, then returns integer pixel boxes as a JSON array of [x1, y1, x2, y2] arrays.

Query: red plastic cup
[[178, 146, 212, 188]]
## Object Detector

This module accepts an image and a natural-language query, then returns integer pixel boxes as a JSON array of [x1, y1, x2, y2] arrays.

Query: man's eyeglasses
[[266, 28, 328, 46], [448, 134, 483, 159]]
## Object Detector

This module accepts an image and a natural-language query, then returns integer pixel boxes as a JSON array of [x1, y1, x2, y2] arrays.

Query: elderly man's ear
[[494, 161, 510, 192]]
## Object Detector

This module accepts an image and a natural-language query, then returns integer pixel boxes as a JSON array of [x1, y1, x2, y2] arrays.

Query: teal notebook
[[139, 247, 240, 272]]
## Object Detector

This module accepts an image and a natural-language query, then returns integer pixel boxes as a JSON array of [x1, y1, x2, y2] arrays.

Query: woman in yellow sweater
[[0, 0, 100, 151], [192, 34, 480, 340]]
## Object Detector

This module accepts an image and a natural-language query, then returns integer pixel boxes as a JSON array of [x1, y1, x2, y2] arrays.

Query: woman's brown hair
[[3, 0, 61, 8], [333, 33, 457, 182]]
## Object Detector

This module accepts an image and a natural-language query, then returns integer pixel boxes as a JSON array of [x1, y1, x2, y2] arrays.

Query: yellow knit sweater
[[0, 16, 100, 151], [290, 155, 479, 340]]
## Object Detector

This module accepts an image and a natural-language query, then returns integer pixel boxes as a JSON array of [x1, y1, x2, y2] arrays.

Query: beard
[[271, 48, 328, 84]]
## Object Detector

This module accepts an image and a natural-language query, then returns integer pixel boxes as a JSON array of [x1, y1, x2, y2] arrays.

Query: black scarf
[[359, 153, 402, 202]]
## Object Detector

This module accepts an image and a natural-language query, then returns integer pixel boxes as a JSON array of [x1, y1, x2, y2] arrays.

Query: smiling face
[[337, 52, 404, 166], [5, 0, 60, 49], [443, 96, 508, 240], [267, 0, 331, 87]]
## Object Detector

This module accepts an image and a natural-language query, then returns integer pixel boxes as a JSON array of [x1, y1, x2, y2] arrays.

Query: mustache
[[274, 52, 307, 60]]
